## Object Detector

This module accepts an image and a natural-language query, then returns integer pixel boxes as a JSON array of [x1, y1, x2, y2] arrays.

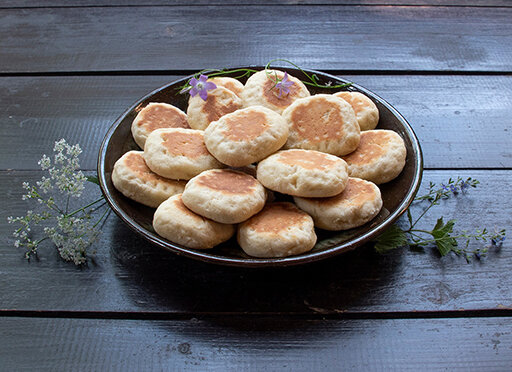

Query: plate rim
[[97, 66, 423, 268]]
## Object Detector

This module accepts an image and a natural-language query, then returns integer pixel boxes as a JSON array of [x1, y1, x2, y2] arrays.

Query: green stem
[[409, 198, 438, 230], [65, 196, 104, 218], [93, 205, 110, 228]]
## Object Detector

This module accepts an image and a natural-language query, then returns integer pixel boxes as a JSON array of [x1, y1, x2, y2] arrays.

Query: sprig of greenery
[[177, 59, 352, 94], [7, 139, 108, 265], [375, 177, 506, 261]]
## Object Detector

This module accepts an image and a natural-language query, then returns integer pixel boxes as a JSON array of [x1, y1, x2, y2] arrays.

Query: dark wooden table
[[1, 1, 511, 370]]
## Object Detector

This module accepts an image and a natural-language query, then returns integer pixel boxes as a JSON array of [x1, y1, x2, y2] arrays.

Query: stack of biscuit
[[112, 71, 407, 258]]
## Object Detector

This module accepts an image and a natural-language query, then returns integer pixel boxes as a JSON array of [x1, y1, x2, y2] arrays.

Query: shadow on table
[[110, 218, 405, 321]]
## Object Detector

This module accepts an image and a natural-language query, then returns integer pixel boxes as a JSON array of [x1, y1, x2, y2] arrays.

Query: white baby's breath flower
[[8, 138, 107, 265]]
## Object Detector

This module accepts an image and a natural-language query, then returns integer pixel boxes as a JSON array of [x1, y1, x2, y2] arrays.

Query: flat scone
[[131, 102, 190, 149], [241, 70, 310, 114], [257, 149, 349, 197], [294, 177, 383, 231], [182, 169, 266, 224], [143, 128, 223, 180], [208, 77, 244, 97], [282, 94, 360, 156], [204, 106, 289, 167], [153, 194, 235, 249], [342, 129, 407, 184], [237, 202, 317, 258], [187, 86, 243, 130], [111, 151, 186, 208], [334, 91, 379, 131]]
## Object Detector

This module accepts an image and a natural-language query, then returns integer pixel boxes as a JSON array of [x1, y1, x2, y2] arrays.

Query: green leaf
[[430, 218, 458, 256], [86, 176, 100, 185], [374, 225, 408, 254]]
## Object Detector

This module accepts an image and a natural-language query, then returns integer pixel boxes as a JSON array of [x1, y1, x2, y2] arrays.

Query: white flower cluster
[[7, 139, 107, 265]]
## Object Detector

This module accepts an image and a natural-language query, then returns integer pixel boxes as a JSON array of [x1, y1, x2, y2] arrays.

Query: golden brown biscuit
[[182, 169, 266, 224], [153, 194, 235, 249], [282, 94, 360, 156], [143, 128, 223, 180], [111, 151, 186, 208], [334, 91, 379, 131], [342, 130, 407, 184], [131, 102, 190, 149], [208, 77, 244, 97], [204, 106, 289, 167], [187, 86, 243, 130], [257, 149, 349, 197], [237, 202, 317, 258], [294, 177, 382, 231], [241, 70, 310, 114]]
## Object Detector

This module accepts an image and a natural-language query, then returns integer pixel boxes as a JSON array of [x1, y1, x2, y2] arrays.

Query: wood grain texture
[[0, 6, 511, 73], [1, 316, 511, 371], [1, 1, 511, 7], [0, 74, 510, 170], [1, 170, 510, 314]]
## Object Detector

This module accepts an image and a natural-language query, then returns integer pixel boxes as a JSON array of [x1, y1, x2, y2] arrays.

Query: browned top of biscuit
[[210, 78, 243, 97], [335, 92, 372, 115], [342, 130, 392, 165], [248, 203, 308, 234], [290, 96, 343, 142], [196, 170, 259, 194], [172, 195, 205, 223], [223, 110, 268, 141], [136, 103, 189, 132], [203, 89, 242, 124], [263, 73, 302, 108], [124, 151, 180, 185], [307, 178, 376, 206], [161, 131, 210, 158], [277, 150, 337, 171]]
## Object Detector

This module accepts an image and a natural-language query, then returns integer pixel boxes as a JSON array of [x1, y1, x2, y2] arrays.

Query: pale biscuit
[[241, 70, 310, 114], [182, 169, 266, 224], [208, 77, 244, 97], [187, 86, 243, 130], [204, 106, 289, 167], [294, 177, 383, 231], [153, 194, 235, 249], [257, 149, 349, 197], [111, 151, 186, 208], [282, 94, 360, 156], [342, 129, 407, 184], [334, 91, 379, 131], [237, 202, 317, 258], [143, 128, 223, 180], [131, 102, 190, 149]]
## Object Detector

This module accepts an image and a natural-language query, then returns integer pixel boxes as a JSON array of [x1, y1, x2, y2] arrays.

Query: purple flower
[[449, 184, 458, 193], [189, 74, 217, 101], [460, 180, 470, 192], [275, 72, 294, 98]]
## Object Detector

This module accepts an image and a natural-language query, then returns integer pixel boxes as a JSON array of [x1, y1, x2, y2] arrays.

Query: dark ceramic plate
[[98, 67, 423, 267]]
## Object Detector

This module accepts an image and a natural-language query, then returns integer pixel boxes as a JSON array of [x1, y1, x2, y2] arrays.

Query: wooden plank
[[1, 316, 511, 371], [1, 1, 511, 7], [0, 6, 511, 73], [1, 170, 510, 314], [0, 74, 510, 170]]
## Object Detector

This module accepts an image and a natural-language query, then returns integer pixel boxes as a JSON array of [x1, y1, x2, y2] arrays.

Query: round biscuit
[[187, 86, 243, 130], [131, 102, 189, 149], [204, 106, 289, 167], [257, 149, 349, 197], [334, 91, 379, 131], [182, 169, 266, 224], [342, 129, 407, 184], [282, 94, 360, 156], [111, 151, 186, 208], [153, 194, 235, 249], [237, 202, 317, 258], [241, 70, 310, 114], [143, 128, 223, 180], [208, 77, 244, 97], [294, 177, 383, 231]]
